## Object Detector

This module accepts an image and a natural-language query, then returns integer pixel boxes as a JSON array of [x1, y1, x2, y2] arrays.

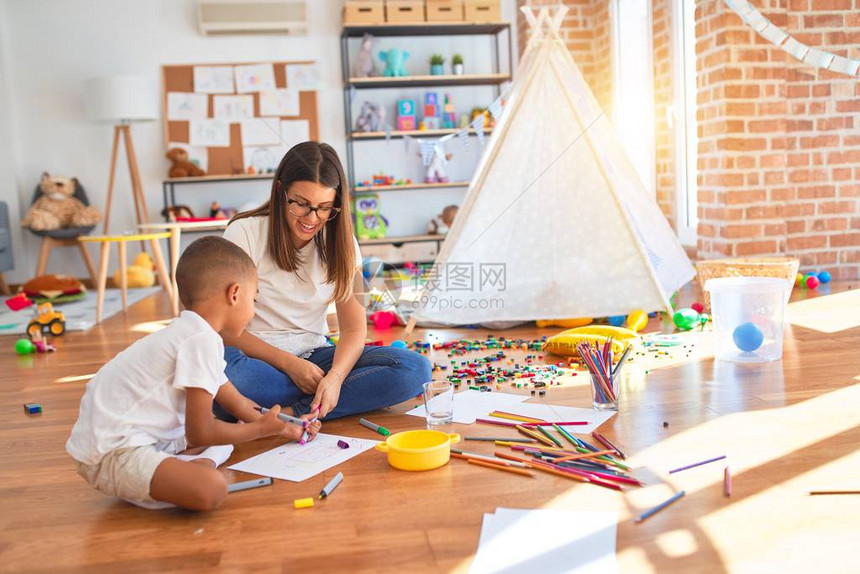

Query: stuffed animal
[[379, 49, 410, 77], [113, 253, 155, 288], [166, 148, 205, 178], [355, 194, 388, 240], [161, 205, 195, 222], [427, 204, 459, 235], [426, 149, 453, 183], [21, 173, 101, 231], [354, 101, 386, 132], [353, 34, 377, 78]]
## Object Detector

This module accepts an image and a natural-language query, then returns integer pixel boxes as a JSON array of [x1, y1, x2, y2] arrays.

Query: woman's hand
[[278, 412, 322, 442], [280, 354, 324, 394], [311, 372, 344, 418]]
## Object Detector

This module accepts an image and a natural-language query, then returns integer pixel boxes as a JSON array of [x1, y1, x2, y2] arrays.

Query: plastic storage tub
[[705, 277, 792, 363]]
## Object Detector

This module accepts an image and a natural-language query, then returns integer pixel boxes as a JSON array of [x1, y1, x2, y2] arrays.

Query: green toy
[[15, 338, 35, 355], [355, 194, 388, 240], [673, 308, 709, 331], [379, 49, 410, 77]]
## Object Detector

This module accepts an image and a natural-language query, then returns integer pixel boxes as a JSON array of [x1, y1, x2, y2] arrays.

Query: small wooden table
[[79, 232, 173, 323], [138, 220, 230, 315]]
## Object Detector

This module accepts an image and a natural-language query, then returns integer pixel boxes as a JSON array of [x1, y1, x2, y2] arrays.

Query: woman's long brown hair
[[231, 142, 356, 303]]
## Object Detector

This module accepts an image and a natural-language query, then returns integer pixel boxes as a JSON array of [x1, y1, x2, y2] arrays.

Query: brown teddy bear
[[21, 173, 102, 231], [166, 147, 205, 178]]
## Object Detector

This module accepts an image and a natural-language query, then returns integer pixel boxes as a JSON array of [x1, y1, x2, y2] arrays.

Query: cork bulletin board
[[161, 61, 319, 176]]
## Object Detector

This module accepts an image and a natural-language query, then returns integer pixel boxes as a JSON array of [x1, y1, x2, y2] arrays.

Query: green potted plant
[[430, 54, 446, 76], [452, 54, 464, 75]]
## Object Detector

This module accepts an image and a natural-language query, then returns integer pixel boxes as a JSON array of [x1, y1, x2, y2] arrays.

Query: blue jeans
[[216, 344, 432, 421]]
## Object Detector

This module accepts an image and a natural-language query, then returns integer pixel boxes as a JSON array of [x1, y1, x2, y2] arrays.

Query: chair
[[28, 181, 99, 287]]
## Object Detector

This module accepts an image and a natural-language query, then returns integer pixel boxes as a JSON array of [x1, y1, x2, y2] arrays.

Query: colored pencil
[[534, 425, 563, 447], [553, 449, 616, 463], [592, 431, 627, 460], [515, 424, 557, 447], [450, 449, 530, 468], [635, 491, 686, 523], [464, 436, 536, 443], [494, 451, 589, 483], [489, 411, 546, 424], [553, 424, 580, 447], [809, 489, 860, 495], [476, 418, 521, 428], [668, 455, 727, 474], [724, 466, 732, 497], [520, 421, 588, 427], [467, 459, 535, 478]]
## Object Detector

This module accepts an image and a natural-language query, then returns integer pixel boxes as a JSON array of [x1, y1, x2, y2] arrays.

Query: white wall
[[0, 0, 518, 283]]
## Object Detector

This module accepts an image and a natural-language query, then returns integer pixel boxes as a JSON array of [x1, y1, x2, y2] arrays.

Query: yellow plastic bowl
[[375, 430, 461, 471]]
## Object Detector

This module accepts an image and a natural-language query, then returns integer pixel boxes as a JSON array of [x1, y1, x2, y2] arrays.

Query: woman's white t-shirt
[[66, 311, 227, 466], [223, 216, 361, 358]]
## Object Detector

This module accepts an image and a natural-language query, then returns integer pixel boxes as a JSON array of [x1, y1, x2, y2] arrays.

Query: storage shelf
[[353, 181, 469, 192], [359, 234, 444, 246], [350, 127, 492, 140], [342, 22, 510, 38], [348, 73, 510, 89], [163, 173, 272, 184]]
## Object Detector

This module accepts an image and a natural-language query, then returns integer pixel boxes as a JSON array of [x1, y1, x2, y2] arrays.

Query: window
[[611, 0, 656, 196], [673, 0, 698, 246]]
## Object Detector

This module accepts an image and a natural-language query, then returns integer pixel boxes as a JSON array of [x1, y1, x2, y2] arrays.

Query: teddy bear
[[354, 101, 386, 132], [166, 147, 205, 178], [21, 173, 102, 231], [427, 204, 459, 235], [352, 33, 377, 78]]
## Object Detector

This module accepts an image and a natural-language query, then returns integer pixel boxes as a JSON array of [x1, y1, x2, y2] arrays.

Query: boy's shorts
[[75, 440, 185, 510]]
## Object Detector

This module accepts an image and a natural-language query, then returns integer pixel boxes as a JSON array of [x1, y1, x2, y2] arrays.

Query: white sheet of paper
[[213, 95, 255, 121], [227, 433, 378, 482], [235, 63, 276, 93], [166, 92, 208, 121], [241, 117, 282, 146], [499, 402, 616, 434], [167, 142, 208, 172], [470, 508, 618, 574], [194, 66, 235, 94], [243, 145, 285, 174], [406, 390, 530, 424], [189, 119, 231, 147], [259, 88, 300, 116], [279, 119, 310, 149], [286, 63, 320, 90]]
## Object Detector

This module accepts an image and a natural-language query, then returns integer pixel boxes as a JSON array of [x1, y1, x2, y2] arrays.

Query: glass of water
[[422, 381, 454, 427]]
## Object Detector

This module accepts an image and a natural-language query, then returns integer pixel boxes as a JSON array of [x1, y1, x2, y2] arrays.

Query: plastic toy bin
[[705, 277, 792, 363]]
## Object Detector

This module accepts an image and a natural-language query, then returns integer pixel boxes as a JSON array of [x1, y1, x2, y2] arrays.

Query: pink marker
[[724, 466, 732, 497]]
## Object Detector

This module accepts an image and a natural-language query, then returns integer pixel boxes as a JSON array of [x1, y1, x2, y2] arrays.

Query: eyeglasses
[[285, 197, 341, 221]]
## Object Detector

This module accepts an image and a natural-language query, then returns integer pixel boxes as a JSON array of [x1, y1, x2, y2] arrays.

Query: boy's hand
[[278, 413, 322, 442], [255, 404, 288, 438], [281, 355, 324, 394], [311, 373, 342, 419]]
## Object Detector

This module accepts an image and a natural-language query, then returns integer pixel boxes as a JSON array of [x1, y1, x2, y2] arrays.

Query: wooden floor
[[1, 283, 859, 573]]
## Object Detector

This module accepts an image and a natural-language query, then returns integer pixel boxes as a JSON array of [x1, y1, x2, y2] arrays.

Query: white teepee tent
[[406, 6, 694, 330]]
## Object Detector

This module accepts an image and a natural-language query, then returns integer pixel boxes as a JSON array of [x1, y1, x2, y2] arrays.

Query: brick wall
[[696, 0, 860, 279], [652, 0, 676, 222]]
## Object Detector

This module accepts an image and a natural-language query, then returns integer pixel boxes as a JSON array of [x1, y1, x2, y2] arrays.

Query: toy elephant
[[379, 49, 410, 77]]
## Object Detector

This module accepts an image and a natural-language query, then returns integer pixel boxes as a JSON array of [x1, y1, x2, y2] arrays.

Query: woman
[[219, 142, 431, 420]]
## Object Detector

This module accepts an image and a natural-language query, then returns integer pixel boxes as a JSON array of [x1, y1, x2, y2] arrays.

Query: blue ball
[[390, 339, 407, 348], [818, 270, 831, 284], [733, 322, 764, 353], [806, 271, 818, 277], [608, 315, 625, 327]]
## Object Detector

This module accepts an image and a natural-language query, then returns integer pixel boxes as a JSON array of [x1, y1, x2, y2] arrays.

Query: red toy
[[369, 311, 397, 330], [691, 302, 704, 314], [5, 293, 33, 312]]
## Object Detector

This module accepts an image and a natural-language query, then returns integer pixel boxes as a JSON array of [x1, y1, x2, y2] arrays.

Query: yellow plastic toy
[[375, 430, 460, 471], [626, 309, 648, 332], [535, 318, 593, 328], [27, 302, 66, 338], [542, 325, 639, 357], [113, 253, 155, 288]]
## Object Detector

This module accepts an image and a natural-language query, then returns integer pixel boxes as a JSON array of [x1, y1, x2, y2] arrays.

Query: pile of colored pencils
[[576, 340, 632, 405], [458, 410, 638, 491]]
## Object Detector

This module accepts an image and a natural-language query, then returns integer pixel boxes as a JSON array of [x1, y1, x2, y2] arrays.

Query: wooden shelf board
[[353, 181, 469, 192]]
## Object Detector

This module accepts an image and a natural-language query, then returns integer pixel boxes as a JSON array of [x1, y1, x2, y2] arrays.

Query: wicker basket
[[695, 256, 799, 311]]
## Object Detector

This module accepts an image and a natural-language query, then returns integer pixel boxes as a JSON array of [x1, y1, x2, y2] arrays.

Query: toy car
[[27, 302, 66, 339]]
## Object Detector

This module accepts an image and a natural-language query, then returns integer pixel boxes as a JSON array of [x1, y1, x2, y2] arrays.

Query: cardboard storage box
[[464, 0, 500, 22], [427, 0, 463, 22], [386, 0, 425, 23], [344, 1, 385, 24]]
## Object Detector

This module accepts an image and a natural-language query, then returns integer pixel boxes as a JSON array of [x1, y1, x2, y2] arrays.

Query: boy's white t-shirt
[[223, 216, 361, 358], [66, 311, 227, 466]]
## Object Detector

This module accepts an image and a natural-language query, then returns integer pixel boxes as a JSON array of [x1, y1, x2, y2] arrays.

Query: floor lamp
[[85, 75, 158, 234]]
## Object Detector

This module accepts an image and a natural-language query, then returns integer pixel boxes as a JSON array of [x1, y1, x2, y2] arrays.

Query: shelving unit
[[340, 21, 512, 258]]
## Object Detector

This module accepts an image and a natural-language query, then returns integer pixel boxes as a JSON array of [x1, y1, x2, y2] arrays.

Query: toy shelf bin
[[695, 256, 798, 312], [705, 277, 792, 363]]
